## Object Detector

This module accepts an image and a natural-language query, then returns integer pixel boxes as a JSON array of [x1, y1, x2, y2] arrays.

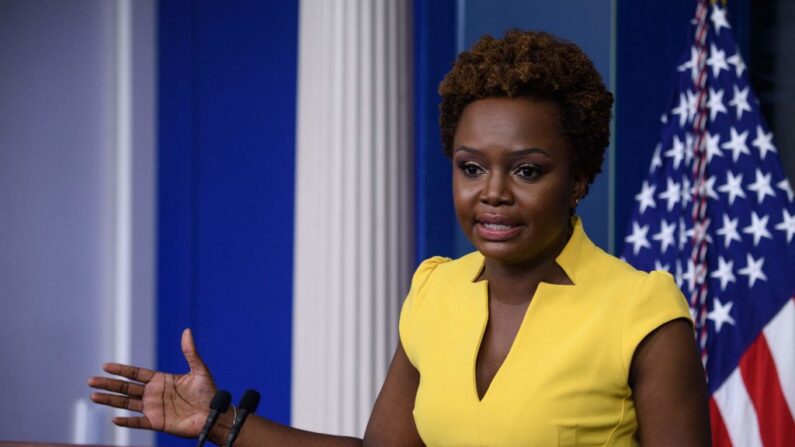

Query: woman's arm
[[90, 329, 422, 446], [630, 318, 711, 446]]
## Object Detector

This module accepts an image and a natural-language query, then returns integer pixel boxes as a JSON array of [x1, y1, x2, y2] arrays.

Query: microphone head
[[210, 390, 232, 412], [238, 389, 261, 413]]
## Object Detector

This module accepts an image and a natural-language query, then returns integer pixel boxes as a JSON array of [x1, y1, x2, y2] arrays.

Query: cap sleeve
[[621, 270, 693, 376], [399, 256, 450, 362]]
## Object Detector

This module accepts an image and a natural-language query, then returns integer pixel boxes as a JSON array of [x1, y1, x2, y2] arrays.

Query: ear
[[570, 175, 588, 208]]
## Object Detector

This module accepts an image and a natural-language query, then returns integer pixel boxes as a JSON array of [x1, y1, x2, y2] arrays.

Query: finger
[[87, 377, 145, 398], [102, 363, 156, 384], [181, 328, 211, 376], [90, 392, 144, 412], [112, 416, 154, 431]]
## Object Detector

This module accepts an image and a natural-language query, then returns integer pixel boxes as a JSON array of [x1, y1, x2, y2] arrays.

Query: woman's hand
[[88, 328, 218, 438]]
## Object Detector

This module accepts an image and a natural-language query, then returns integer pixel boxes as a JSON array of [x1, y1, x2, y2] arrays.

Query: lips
[[475, 214, 523, 241]]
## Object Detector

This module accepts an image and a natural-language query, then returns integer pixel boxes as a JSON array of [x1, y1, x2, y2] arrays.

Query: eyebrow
[[454, 146, 552, 158]]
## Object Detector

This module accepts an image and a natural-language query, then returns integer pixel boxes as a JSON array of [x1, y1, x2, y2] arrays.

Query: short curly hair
[[439, 30, 614, 196]]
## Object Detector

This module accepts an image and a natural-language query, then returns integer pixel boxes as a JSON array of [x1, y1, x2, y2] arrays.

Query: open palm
[[89, 329, 218, 438]]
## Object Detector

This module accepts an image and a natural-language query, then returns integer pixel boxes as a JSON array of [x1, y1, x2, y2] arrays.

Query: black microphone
[[196, 390, 232, 447], [225, 389, 261, 447]]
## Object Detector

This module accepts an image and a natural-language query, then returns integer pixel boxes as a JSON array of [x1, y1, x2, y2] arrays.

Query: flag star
[[707, 298, 735, 333], [679, 217, 690, 250], [775, 209, 795, 243], [625, 222, 651, 255], [682, 259, 697, 292], [707, 43, 730, 79], [777, 179, 794, 202], [688, 218, 713, 245], [707, 88, 727, 121], [751, 125, 776, 160], [665, 135, 686, 169], [747, 169, 775, 204], [654, 260, 671, 273], [681, 176, 692, 206], [717, 171, 745, 205], [658, 178, 682, 211], [717, 215, 742, 248], [743, 211, 772, 246], [675, 259, 684, 288], [686, 90, 698, 124], [678, 46, 700, 83], [721, 127, 750, 162], [650, 144, 663, 173], [727, 51, 746, 77], [704, 131, 723, 163], [711, 5, 731, 35], [710, 256, 736, 291], [684, 133, 695, 168], [729, 85, 752, 120], [738, 254, 767, 287], [652, 220, 677, 253], [635, 181, 657, 213], [695, 176, 719, 201], [671, 93, 688, 127]]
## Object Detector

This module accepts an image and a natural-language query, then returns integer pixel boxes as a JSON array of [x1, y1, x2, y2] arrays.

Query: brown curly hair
[[439, 30, 614, 196]]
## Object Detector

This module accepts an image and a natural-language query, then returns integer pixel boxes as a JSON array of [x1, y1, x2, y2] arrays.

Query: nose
[[480, 170, 513, 206]]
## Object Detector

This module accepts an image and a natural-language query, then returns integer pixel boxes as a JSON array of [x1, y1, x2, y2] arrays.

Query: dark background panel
[[158, 1, 298, 445]]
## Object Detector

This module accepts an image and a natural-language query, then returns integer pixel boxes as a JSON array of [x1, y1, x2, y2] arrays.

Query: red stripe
[[739, 334, 795, 447], [710, 397, 733, 447]]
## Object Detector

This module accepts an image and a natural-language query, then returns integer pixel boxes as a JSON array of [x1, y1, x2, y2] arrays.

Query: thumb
[[181, 328, 211, 376]]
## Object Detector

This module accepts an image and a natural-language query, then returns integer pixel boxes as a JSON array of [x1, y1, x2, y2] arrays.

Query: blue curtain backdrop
[[157, 1, 298, 445]]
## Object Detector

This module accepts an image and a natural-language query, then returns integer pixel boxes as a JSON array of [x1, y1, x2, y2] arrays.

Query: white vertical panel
[[293, 0, 414, 436]]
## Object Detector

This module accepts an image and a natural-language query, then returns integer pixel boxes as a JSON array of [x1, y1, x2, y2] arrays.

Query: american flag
[[621, 1, 795, 445]]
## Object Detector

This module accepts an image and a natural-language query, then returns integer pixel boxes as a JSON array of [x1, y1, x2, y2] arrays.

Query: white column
[[293, 0, 413, 437]]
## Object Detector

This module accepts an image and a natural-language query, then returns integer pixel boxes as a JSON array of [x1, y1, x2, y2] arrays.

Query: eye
[[459, 161, 484, 177], [514, 164, 541, 180]]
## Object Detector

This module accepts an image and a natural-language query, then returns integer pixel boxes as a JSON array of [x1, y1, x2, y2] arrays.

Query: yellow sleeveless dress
[[399, 219, 691, 446]]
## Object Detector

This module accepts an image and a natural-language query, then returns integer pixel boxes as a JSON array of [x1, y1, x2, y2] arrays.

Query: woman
[[89, 30, 710, 446]]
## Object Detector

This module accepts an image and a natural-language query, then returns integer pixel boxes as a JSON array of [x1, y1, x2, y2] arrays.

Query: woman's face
[[452, 97, 585, 266]]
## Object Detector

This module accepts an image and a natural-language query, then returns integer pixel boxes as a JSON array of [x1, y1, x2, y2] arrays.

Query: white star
[[707, 298, 735, 333], [658, 178, 682, 212], [625, 222, 651, 255], [747, 169, 775, 204], [729, 85, 752, 120], [716, 214, 742, 248], [635, 181, 657, 214], [684, 133, 695, 168], [707, 43, 730, 79], [705, 131, 723, 163], [717, 171, 745, 205], [679, 217, 690, 250], [678, 46, 700, 83], [675, 259, 684, 288], [688, 218, 713, 245], [743, 211, 772, 246], [686, 90, 698, 124], [727, 51, 746, 77], [650, 144, 663, 173], [652, 220, 677, 253], [752, 125, 776, 160], [665, 135, 686, 169], [777, 179, 794, 202], [708, 88, 727, 121], [654, 260, 671, 273], [671, 93, 688, 127], [695, 176, 719, 201], [681, 176, 692, 206], [738, 254, 767, 287], [721, 127, 750, 162], [710, 256, 736, 291], [775, 209, 795, 243], [711, 5, 731, 35], [682, 259, 697, 292]]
